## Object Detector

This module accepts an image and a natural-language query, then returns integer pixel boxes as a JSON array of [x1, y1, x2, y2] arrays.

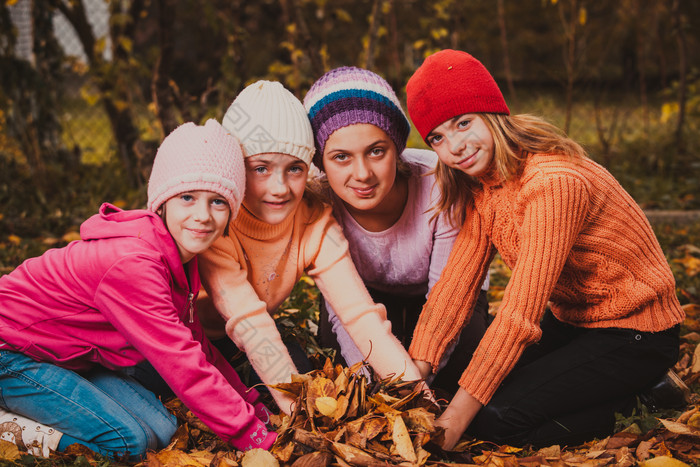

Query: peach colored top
[[198, 198, 422, 413]]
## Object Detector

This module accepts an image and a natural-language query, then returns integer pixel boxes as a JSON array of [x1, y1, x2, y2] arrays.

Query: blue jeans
[[0, 350, 177, 460]]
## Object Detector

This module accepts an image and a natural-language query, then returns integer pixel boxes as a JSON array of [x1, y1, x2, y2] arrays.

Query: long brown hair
[[434, 113, 587, 227]]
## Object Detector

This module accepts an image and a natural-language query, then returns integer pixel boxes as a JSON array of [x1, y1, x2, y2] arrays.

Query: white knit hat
[[222, 80, 315, 166]]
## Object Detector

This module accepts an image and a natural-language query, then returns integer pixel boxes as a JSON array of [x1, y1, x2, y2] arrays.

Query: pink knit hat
[[406, 49, 510, 141], [147, 119, 246, 216]]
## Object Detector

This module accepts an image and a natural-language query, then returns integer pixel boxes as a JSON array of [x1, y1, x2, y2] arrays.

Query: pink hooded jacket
[[0, 203, 276, 451]]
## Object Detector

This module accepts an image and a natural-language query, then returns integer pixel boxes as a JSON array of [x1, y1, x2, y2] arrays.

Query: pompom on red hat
[[406, 49, 510, 141]]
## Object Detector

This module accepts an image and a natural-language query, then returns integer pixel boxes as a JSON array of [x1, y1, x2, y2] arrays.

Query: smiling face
[[242, 153, 309, 225], [426, 114, 495, 178], [322, 123, 402, 217], [162, 190, 230, 263]]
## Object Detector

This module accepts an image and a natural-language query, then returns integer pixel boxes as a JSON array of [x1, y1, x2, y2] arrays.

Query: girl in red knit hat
[[405, 49, 687, 449]]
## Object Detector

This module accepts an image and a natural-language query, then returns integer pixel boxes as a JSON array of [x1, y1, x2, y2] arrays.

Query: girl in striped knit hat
[[303, 66, 490, 394], [405, 49, 686, 449], [197, 80, 424, 416]]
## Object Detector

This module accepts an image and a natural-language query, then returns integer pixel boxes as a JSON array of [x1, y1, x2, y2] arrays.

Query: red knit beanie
[[406, 49, 510, 141]]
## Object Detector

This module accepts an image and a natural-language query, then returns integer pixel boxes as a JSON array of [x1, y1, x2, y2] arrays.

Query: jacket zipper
[[187, 292, 194, 323]]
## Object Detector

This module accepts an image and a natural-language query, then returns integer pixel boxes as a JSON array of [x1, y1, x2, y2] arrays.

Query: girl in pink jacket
[[0, 120, 276, 459]]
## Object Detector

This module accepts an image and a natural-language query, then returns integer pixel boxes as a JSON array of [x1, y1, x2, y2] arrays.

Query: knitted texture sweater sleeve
[[410, 165, 591, 404]]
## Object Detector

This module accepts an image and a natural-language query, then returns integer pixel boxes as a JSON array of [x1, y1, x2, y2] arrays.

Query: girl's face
[[162, 191, 230, 263], [426, 114, 494, 178], [243, 153, 308, 225], [323, 124, 399, 215]]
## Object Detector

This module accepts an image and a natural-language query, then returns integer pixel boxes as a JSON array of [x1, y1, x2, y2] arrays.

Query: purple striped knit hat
[[303, 67, 410, 170]]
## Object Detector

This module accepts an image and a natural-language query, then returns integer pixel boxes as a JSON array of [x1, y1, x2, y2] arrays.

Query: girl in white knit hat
[[197, 80, 424, 415], [0, 120, 276, 459]]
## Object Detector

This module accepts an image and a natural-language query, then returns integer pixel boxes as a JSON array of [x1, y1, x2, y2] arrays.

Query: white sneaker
[[0, 408, 63, 457]]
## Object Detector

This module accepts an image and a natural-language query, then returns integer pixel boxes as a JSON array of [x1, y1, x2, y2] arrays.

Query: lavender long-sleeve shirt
[[324, 149, 489, 366]]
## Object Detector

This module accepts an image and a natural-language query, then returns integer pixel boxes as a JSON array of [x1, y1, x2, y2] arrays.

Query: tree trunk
[[497, 0, 517, 106], [363, 0, 382, 70], [671, 0, 687, 159], [152, 0, 179, 137]]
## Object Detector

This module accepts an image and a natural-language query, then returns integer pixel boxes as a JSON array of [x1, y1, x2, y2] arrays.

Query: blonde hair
[[434, 113, 587, 227]]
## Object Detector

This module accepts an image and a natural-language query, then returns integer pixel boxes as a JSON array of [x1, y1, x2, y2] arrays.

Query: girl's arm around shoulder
[[94, 255, 276, 450]]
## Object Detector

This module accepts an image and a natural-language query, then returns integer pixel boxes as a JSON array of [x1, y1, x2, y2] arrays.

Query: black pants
[[469, 310, 680, 447], [318, 287, 490, 395]]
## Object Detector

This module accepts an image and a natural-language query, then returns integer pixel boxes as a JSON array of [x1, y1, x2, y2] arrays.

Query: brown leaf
[[334, 394, 350, 420], [323, 357, 336, 379], [291, 450, 333, 467], [403, 407, 436, 433], [637, 438, 657, 461], [271, 440, 295, 463], [659, 419, 700, 437], [363, 417, 388, 441], [292, 428, 331, 451], [331, 441, 379, 466], [606, 432, 639, 449], [334, 370, 350, 396], [389, 413, 417, 463]]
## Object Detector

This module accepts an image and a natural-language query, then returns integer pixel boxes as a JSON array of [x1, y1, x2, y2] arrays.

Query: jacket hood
[[80, 203, 183, 278]]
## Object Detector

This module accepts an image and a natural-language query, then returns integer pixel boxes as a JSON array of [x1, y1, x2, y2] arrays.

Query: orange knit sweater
[[198, 197, 422, 413], [409, 153, 685, 405]]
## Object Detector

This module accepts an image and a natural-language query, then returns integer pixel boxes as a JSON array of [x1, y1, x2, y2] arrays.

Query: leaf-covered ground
[[0, 221, 699, 466]]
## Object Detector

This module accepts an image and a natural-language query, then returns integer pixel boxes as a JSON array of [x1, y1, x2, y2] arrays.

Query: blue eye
[[212, 198, 226, 206], [180, 194, 194, 202]]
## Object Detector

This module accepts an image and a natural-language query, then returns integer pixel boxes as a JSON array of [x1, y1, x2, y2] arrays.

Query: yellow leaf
[[299, 275, 315, 286], [687, 413, 700, 430], [112, 199, 128, 208], [8, 235, 21, 245], [315, 396, 338, 417], [147, 449, 207, 466], [0, 440, 21, 461], [579, 7, 587, 25], [639, 456, 690, 467], [661, 102, 678, 124]]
